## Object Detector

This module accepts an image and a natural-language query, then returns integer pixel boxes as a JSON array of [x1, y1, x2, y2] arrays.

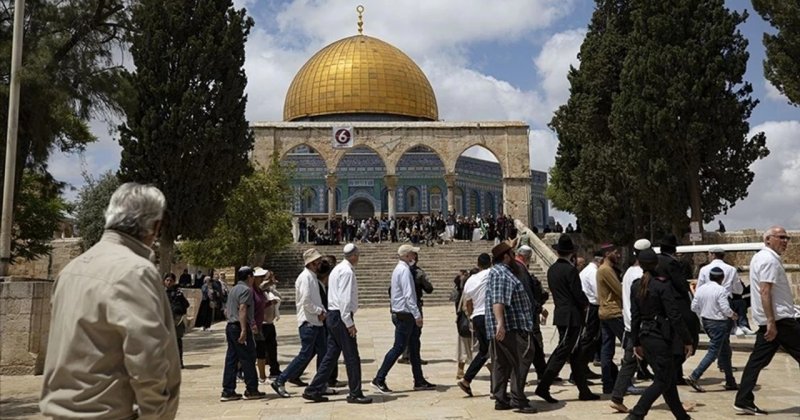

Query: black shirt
[[630, 270, 692, 352]]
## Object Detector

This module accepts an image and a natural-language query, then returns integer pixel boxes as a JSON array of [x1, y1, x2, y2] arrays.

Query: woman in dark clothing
[[626, 249, 694, 420], [194, 276, 216, 331]]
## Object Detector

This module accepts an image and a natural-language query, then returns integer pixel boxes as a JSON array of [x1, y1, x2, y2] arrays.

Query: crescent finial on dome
[[357, 5, 364, 35]]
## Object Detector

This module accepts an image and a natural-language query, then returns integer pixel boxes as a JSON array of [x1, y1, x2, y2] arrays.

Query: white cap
[[633, 239, 651, 251], [517, 245, 533, 255], [398, 244, 420, 256], [343, 243, 359, 256], [253, 267, 269, 277]]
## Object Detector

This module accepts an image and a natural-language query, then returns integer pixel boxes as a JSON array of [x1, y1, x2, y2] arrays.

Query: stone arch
[[388, 142, 447, 175], [332, 144, 387, 173], [345, 191, 380, 218], [448, 143, 505, 177], [278, 142, 332, 174]]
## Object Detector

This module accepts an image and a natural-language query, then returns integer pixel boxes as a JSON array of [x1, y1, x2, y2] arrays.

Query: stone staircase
[[263, 241, 549, 308]]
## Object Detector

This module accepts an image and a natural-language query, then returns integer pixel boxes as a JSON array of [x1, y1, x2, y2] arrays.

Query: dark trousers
[[174, 323, 185, 366], [262, 323, 281, 376], [322, 326, 339, 383], [735, 318, 800, 407], [222, 323, 258, 393], [611, 331, 638, 404], [730, 297, 751, 329], [307, 311, 363, 397], [677, 301, 700, 381], [537, 324, 591, 394], [375, 313, 424, 384], [277, 322, 326, 385], [464, 315, 489, 381], [576, 305, 601, 375], [531, 325, 547, 378], [491, 330, 533, 406], [600, 317, 625, 392], [629, 335, 690, 420]]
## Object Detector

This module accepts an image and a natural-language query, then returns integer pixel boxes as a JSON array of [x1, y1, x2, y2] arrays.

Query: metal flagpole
[[0, 0, 27, 276]]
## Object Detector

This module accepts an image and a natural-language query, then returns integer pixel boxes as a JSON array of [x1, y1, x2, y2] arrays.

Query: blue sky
[[49, 0, 799, 230]]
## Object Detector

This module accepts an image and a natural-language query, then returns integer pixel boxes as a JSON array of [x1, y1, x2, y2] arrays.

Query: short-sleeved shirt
[[463, 269, 490, 318], [485, 263, 533, 339], [749, 248, 800, 325], [226, 281, 254, 324]]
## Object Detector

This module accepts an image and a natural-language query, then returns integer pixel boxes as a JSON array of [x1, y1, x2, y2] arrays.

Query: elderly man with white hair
[[40, 183, 181, 420]]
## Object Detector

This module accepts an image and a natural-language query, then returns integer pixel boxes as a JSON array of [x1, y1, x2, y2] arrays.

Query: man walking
[[371, 244, 436, 393], [697, 247, 753, 336], [457, 253, 492, 396], [597, 244, 625, 394], [303, 244, 372, 404], [485, 241, 537, 413], [41, 183, 181, 419], [734, 226, 800, 415], [272, 249, 327, 397], [535, 235, 599, 403]]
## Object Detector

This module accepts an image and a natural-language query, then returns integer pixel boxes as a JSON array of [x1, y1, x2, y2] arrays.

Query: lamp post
[[0, 0, 26, 276]]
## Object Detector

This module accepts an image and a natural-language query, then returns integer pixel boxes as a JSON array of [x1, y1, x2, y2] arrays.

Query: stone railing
[[529, 233, 557, 268]]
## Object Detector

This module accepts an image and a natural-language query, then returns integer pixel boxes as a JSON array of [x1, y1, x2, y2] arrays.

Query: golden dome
[[283, 35, 438, 121]]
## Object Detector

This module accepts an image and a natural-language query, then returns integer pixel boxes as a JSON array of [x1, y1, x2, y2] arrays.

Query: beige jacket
[[40, 230, 181, 419], [597, 264, 623, 320]]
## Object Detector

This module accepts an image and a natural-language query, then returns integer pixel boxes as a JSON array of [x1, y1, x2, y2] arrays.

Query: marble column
[[384, 175, 398, 218], [444, 172, 456, 215], [326, 174, 337, 220]]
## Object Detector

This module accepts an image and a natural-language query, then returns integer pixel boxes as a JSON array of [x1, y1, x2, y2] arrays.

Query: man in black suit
[[657, 234, 700, 384], [535, 235, 600, 403]]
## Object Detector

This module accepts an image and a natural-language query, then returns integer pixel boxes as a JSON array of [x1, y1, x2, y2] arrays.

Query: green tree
[[611, 0, 768, 233], [1, 0, 130, 260], [10, 170, 68, 261], [118, 0, 254, 273], [751, 0, 800, 106], [74, 171, 120, 249], [548, 0, 638, 244], [180, 163, 294, 268]]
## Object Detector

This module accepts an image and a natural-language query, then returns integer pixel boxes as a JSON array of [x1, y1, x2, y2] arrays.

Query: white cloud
[[534, 28, 586, 109], [764, 79, 788, 102], [720, 120, 800, 230]]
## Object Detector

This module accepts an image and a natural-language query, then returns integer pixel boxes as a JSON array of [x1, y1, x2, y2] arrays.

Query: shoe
[[495, 401, 513, 410], [347, 394, 373, 404], [534, 387, 559, 404], [413, 380, 437, 391], [636, 370, 654, 380], [579, 392, 601, 401], [327, 380, 347, 388], [740, 326, 756, 335], [626, 385, 646, 396], [586, 370, 602, 379], [457, 380, 473, 397], [724, 382, 739, 391], [593, 360, 602, 367], [258, 377, 267, 384], [301, 392, 329, 403], [733, 403, 768, 415], [321, 386, 338, 396], [397, 357, 410, 365], [220, 391, 243, 402], [610, 401, 630, 413], [735, 327, 746, 337], [676, 377, 689, 386], [288, 378, 308, 387], [685, 376, 705, 393], [514, 405, 538, 414], [243, 390, 267, 400], [271, 381, 290, 398], [371, 379, 392, 394], [553, 376, 563, 382]]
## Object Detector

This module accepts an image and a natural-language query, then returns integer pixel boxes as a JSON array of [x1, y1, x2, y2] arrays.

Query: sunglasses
[[769, 235, 791, 241]]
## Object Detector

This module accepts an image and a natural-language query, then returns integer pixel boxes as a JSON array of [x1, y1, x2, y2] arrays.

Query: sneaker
[[685, 376, 705, 393], [457, 380, 473, 397], [243, 390, 267, 400], [346, 394, 373, 404], [626, 385, 646, 396], [301, 392, 329, 403], [288, 378, 308, 387], [271, 381, 290, 398], [735, 327, 746, 337], [740, 326, 756, 335], [413, 380, 437, 391], [371, 379, 392, 394], [733, 403, 768, 415], [220, 391, 242, 402]]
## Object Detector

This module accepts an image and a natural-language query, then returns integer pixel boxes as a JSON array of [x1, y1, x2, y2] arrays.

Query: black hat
[[552, 234, 576, 253], [709, 267, 724, 279], [638, 249, 658, 264], [660, 234, 679, 253]]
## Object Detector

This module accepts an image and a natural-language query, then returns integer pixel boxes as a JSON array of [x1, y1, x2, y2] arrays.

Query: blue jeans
[[277, 322, 326, 385], [730, 298, 750, 329], [600, 317, 625, 392], [691, 318, 734, 383], [222, 323, 258, 393], [375, 313, 423, 384]]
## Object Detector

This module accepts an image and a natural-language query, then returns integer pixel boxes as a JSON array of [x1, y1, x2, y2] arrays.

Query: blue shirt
[[485, 263, 534, 339]]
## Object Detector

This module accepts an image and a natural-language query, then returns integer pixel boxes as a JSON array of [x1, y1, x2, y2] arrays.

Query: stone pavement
[[2, 303, 799, 419]]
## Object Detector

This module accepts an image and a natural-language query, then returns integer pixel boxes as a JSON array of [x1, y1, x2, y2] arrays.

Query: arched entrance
[[349, 198, 375, 220]]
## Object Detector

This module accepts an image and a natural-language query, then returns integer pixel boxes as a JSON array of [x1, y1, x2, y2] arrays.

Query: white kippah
[[343, 243, 358, 255], [633, 239, 651, 251]]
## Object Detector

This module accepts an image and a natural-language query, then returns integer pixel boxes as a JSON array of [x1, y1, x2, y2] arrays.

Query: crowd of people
[[37, 182, 799, 419]]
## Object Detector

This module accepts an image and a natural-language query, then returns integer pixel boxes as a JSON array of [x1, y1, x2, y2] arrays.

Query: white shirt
[[749, 248, 800, 325], [579, 262, 599, 305], [390, 260, 421, 319], [621, 265, 643, 332], [697, 259, 743, 296], [327, 259, 359, 328], [462, 269, 490, 318], [294, 267, 326, 327], [691, 281, 734, 320]]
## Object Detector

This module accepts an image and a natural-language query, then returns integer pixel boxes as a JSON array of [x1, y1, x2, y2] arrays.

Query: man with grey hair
[[41, 183, 181, 419], [734, 226, 800, 415]]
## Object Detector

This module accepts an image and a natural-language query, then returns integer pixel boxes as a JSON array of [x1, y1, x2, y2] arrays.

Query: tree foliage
[[751, 0, 800, 106], [10, 170, 68, 260], [549, 0, 768, 242], [180, 163, 294, 268], [117, 0, 254, 271], [1, 0, 130, 260], [74, 171, 120, 249]]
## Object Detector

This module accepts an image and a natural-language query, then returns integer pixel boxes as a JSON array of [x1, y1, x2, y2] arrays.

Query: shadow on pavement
[[0, 396, 40, 418]]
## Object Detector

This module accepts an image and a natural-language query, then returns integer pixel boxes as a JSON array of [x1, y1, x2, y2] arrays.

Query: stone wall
[[7, 238, 83, 280], [0, 280, 53, 375]]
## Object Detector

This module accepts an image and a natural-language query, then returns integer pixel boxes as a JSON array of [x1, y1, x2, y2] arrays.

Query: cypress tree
[[752, 0, 800, 106]]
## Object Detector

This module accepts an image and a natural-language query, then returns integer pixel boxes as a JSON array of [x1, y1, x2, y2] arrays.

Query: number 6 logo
[[335, 128, 351, 145]]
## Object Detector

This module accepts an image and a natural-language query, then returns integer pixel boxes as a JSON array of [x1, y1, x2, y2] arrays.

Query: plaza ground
[[1, 303, 798, 419]]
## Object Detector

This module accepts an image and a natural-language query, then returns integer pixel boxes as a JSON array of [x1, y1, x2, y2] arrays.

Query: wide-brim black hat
[[660, 234, 679, 252], [552, 234, 576, 253]]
